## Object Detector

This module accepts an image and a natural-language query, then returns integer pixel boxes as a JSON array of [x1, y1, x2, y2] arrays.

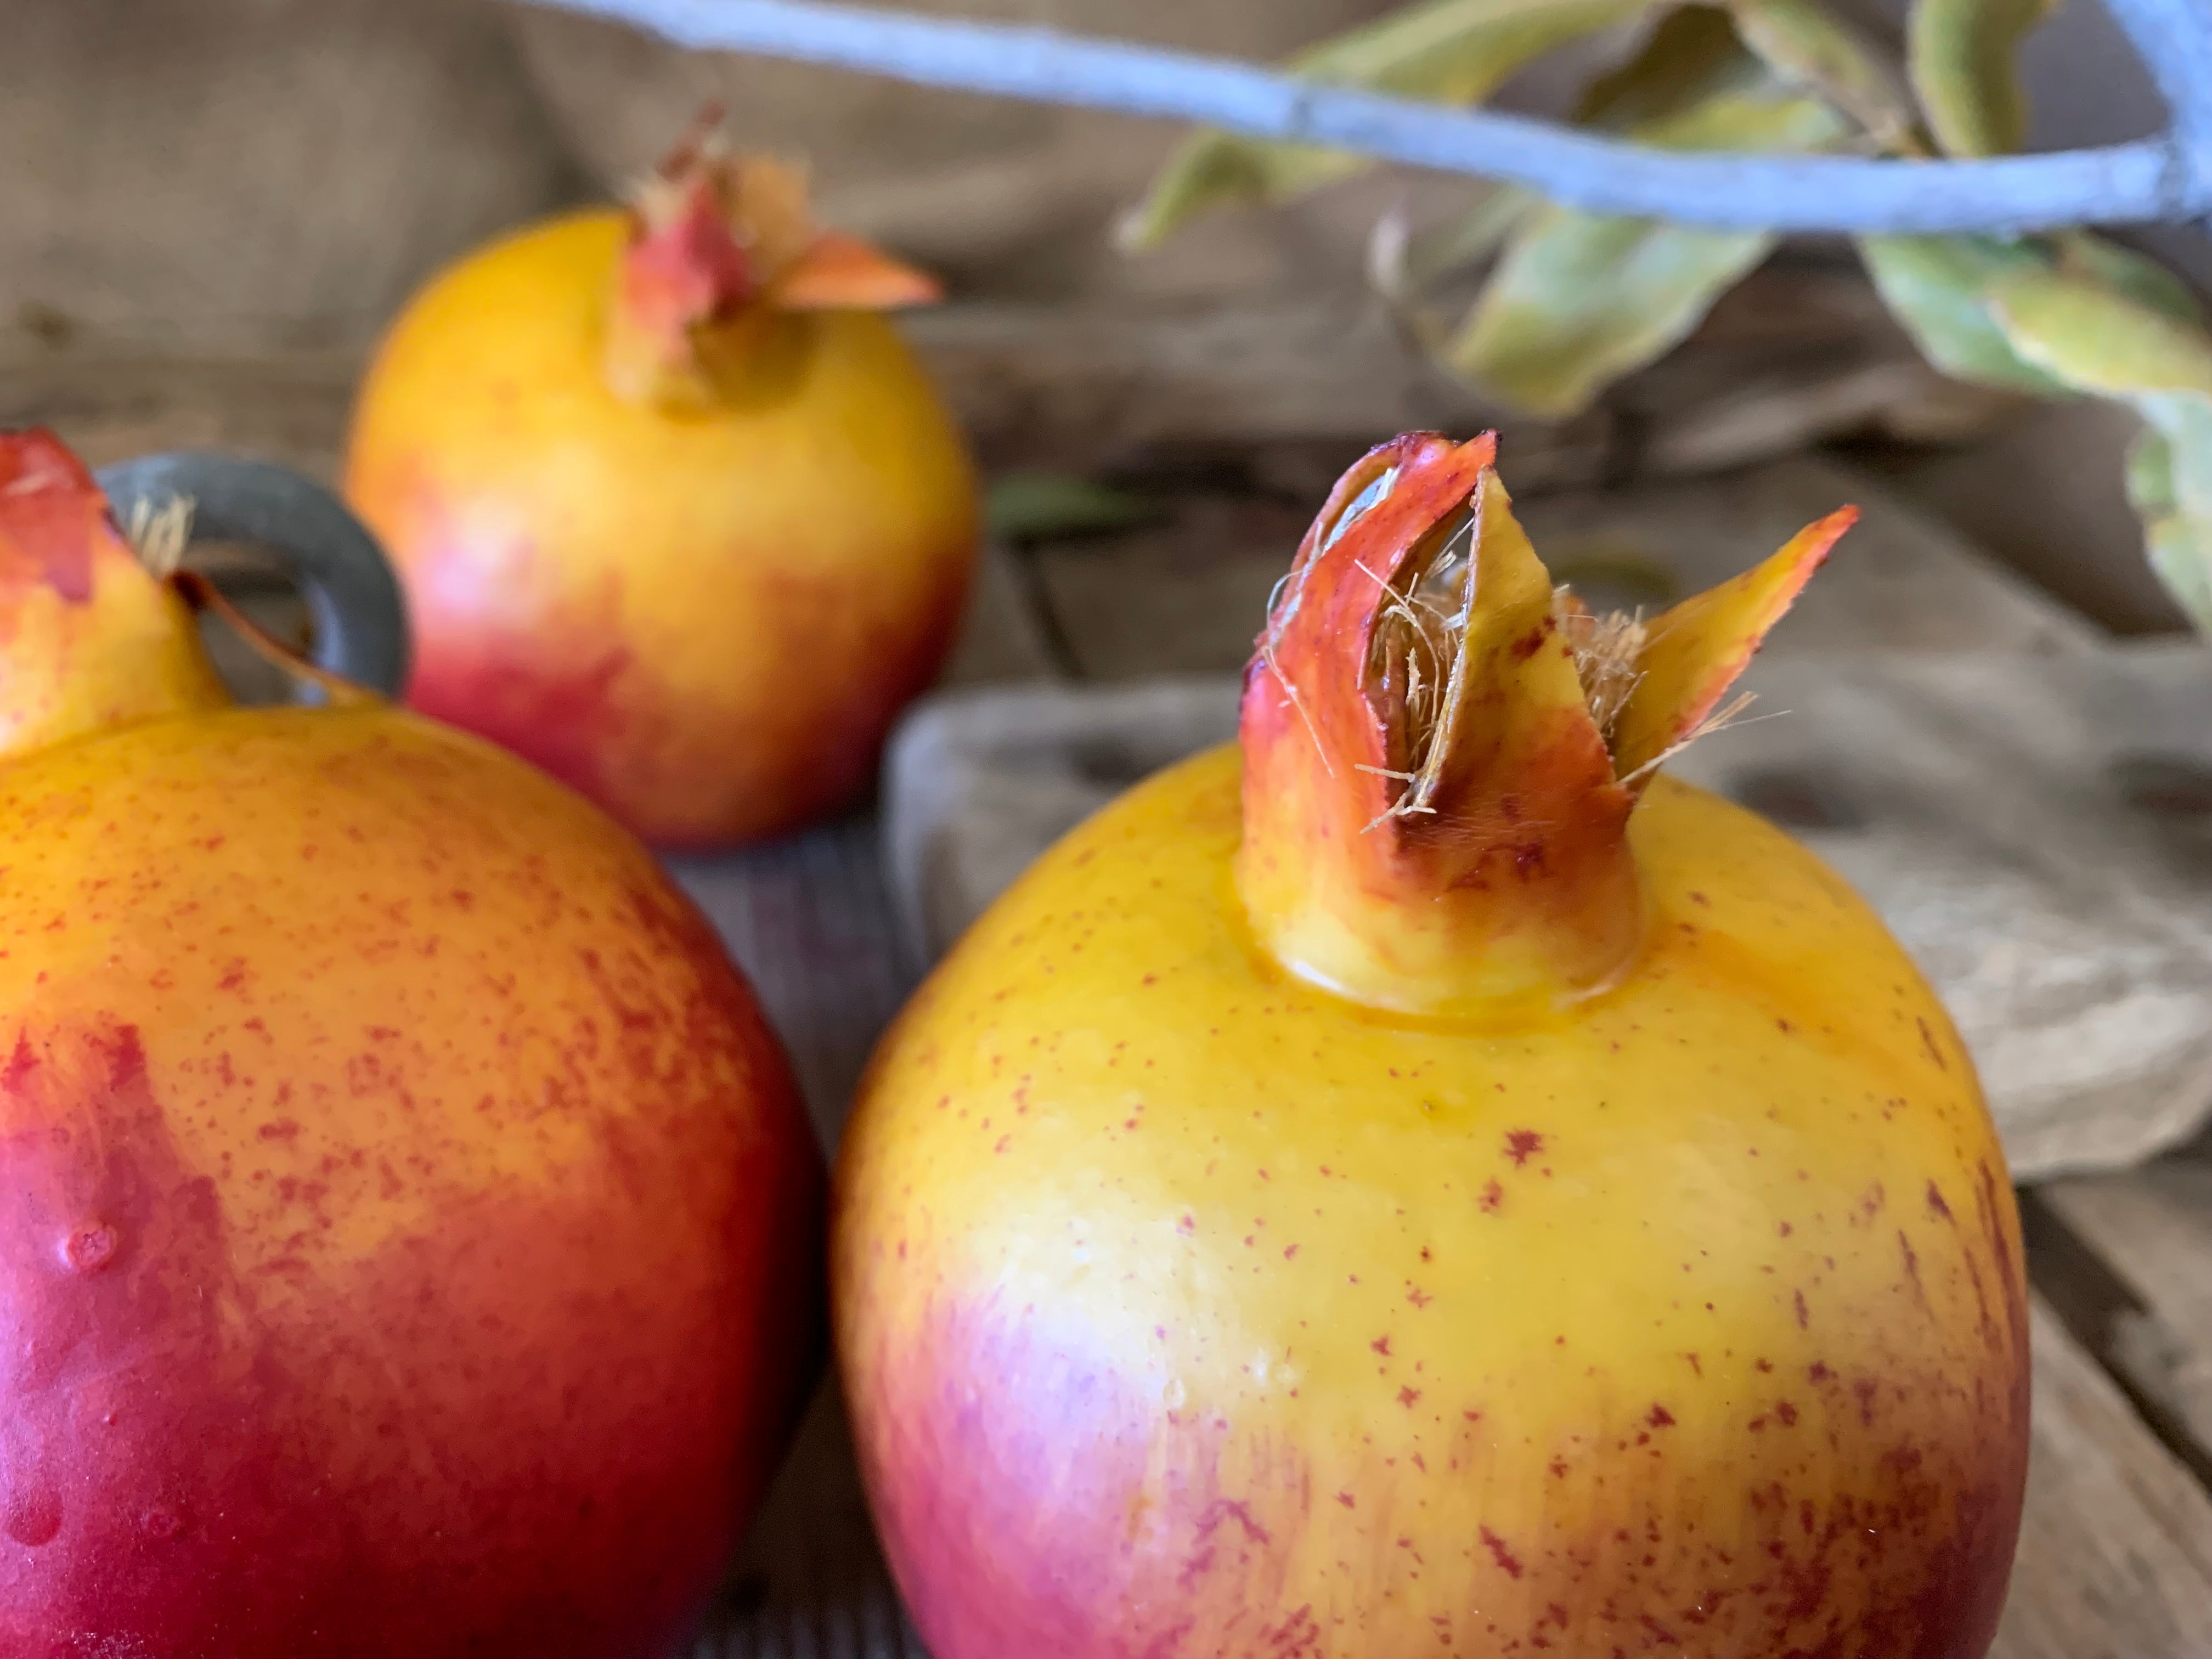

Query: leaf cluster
[[1126, 0, 2212, 630]]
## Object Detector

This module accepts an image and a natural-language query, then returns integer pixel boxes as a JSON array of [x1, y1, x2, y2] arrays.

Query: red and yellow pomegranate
[[342, 116, 979, 847], [0, 431, 825, 1658], [835, 433, 2029, 1657]]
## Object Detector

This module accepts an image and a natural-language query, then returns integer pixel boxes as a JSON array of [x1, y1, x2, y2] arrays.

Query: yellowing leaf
[[1122, 0, 1650, 251], [1991, 267, 2212, 399], [1447, 84, 1846, 417], [1906, 0, 2058, 157], [1858, 234, 2070, 394], [1728, 0, 1918, 149], [2130, 425, 2212, 634], [1990, 266, 2212, 634], [1447, 215, 1778, 416], [2052, 232, 2207, 329], [1576, 4, 1750, 126]]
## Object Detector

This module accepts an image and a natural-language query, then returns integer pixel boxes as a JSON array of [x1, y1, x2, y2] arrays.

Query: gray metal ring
[[94, 452, 410, 701]]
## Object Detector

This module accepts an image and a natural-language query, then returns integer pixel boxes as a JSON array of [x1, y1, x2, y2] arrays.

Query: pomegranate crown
[[1235, 432, 1853, 1016], [607, 105, 940, 404]]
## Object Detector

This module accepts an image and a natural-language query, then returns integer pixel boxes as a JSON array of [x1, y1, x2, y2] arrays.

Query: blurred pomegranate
[[0, 430, 825, 1658], [343, 113, 980, 847]]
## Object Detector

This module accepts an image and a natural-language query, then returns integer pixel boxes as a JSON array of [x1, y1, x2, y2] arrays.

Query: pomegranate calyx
[[1235, 433, 1846, 1018], [1237, 433, 1640, 1015], [0, 428, 230, 764], [1607, 506, 1853, 789], [605, 116, 939, 405]]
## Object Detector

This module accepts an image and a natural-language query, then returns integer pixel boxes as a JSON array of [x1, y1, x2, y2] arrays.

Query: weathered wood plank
[[2035, 1132, 2212, 1480], [1991, 1300, 2212, 1659]]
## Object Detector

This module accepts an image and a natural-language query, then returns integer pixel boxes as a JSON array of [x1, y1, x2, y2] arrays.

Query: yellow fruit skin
[[0, 706, 826, 1656], [835, 746, 2028, 1659], [342, 208, 979, 847]]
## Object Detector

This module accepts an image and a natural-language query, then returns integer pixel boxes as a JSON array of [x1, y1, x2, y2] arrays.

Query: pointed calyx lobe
[[1235, 432, 1851, 1016], [0, 428, 230, 764], [605, 111, 942, 404]]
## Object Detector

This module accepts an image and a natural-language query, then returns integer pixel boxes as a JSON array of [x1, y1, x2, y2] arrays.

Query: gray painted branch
[[2100, 0, 2212, 154], [517, 0, 2212, 234]]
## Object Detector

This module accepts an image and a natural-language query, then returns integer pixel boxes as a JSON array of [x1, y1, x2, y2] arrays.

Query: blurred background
[[0, 0, 2195, 638]]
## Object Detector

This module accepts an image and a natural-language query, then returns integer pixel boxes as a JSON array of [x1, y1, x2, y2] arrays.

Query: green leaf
[[1988, 266, 2212, 634], [2130, 426, 2212, 634], [1728, 0, 1917, 149], [2052, 232, 2207, 329], [1447, 80, 1847, 417], [1576, 5, 1753, 127], [1122, 0, 1651, 251], [1906, 0, 2058, 157], [1858, 234, 2070, 394], [1990, 268, 2212, 398], [984, 472, 1157, 543]]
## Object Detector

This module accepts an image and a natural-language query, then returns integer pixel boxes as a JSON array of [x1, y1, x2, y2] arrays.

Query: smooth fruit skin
[[835, 746, 2028, 1659], [342, 208, 979, 847], [0, 708, 824, 1659]]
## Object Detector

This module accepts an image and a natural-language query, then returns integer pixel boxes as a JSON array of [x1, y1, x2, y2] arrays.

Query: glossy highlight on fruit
[[343, 115, 980, 847], [0, 431, 825, 1658], [834, 432, 2028, 1658]]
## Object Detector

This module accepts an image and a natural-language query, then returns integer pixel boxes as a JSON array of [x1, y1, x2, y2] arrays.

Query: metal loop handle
[[93, 453, 410, 701]]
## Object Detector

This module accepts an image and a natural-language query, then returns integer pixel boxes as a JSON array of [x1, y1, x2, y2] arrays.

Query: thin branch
[[515, 0, 2212, 234], [2099, 0, 2212, 156]]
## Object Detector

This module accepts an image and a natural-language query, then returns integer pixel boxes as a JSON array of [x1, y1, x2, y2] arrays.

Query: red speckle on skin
[[1479, 1180, 1504, 1215], [1926, 1181, 1954, 1221], [1646, 1404, 1675, 1429], [1916, 1016, 1949, 1071], [1407, 1285, 1431, 1309], [1504, 1130, 1545, 1166], [1480, 1527, 1525, 1578], [1335, 1492, 1356, 1509], [1372, 1335, 1392, 1357], [1397, 1386, 1421, 1408], [1776, 1401, 1800, 1426], [1793, 1290, 1810, 1329]]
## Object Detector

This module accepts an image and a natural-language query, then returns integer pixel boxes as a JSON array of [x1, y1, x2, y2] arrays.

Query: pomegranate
[[342, 114, 979, 847], [835, 432, 2029, 1657], [0, 430, 825, 1658]]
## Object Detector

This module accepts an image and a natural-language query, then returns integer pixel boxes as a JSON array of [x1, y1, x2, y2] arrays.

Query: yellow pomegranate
[[0, 430, 824, 1657], [342, 116, 980, 847], [834, 433, 2028, 1657]]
